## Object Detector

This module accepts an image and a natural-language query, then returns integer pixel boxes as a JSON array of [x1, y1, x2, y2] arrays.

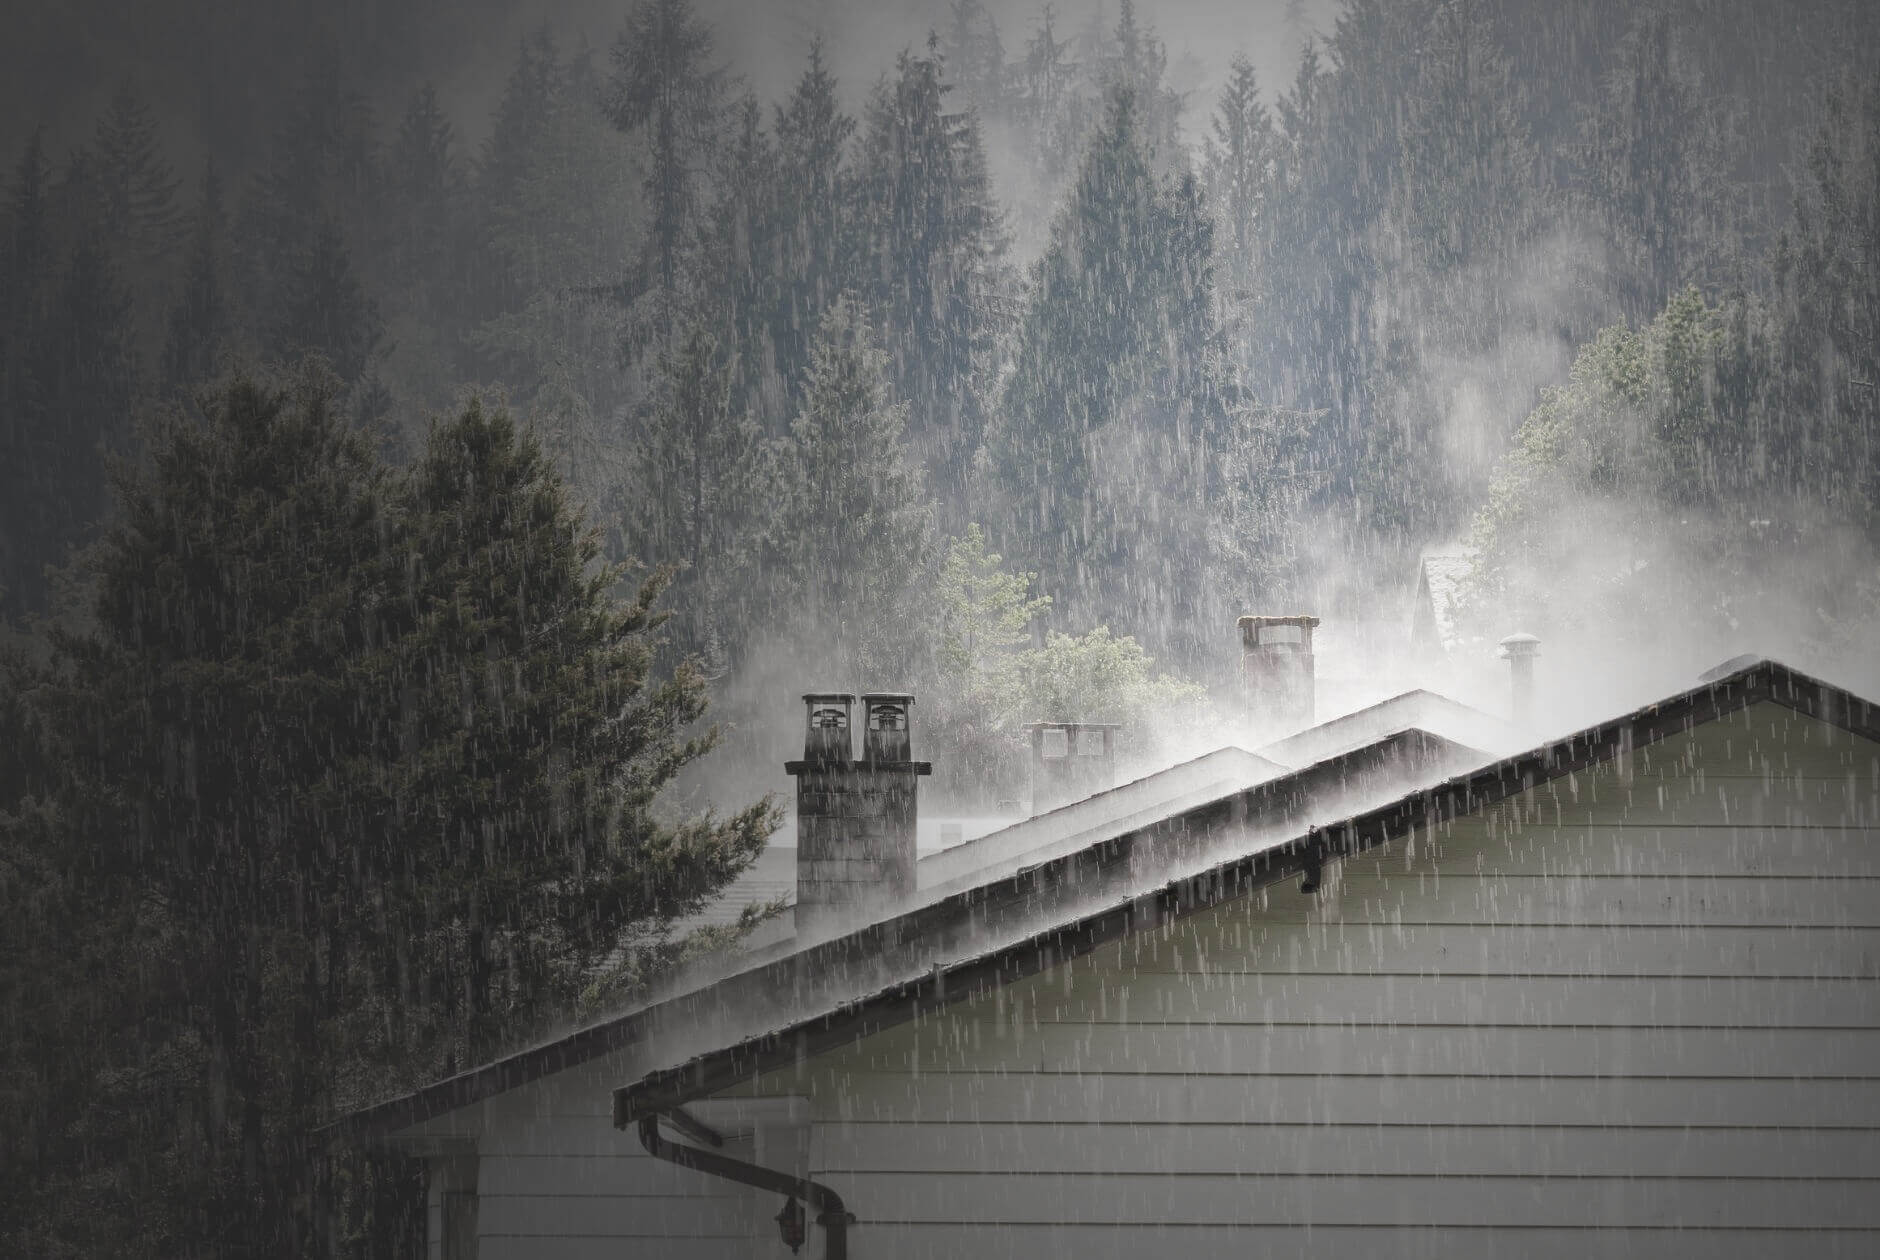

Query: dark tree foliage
[[0, 369, 773, 1254], [2, 5, 1880, 1249], [163, 163, 233, 391], [605, 0, 723, 321], [992, 87, 1229, 660], [854, 42, 1004, 492], [769, 39, 856, 414], [268, 216, 382, 386]]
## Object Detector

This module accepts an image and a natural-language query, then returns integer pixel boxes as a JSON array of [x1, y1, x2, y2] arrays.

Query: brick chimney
[[1239, 614, 1320, 734], [785, 691, 931, 934], [1026, 721, 1121, 814]]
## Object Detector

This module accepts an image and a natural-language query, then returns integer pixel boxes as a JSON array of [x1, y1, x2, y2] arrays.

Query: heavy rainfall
[[3, 0, 1879, 1255]]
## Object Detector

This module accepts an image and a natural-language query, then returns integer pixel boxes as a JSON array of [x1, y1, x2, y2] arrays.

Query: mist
[[4, 0, 1880, 1253]]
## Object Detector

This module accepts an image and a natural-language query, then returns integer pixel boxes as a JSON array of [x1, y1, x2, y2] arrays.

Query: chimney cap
[[1237, 614, 1321, 630], [1498, 632, 1541, 659]]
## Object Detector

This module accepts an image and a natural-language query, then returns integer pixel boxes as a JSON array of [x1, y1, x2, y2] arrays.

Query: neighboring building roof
[[337, 725, 1484, 1141], [914, 745, 1284, 897], [1412, 543, 1477, 655], [1258, 688, 1520, 767], [667, 846, 796, 932], [607, 658, 1878, 1127]]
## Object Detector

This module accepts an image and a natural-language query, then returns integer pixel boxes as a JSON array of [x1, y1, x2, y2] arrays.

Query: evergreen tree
[[162, 163, 232, 391], [768, 40, 855, 415], [854, 41, 1003, 490], [992, 88, 1228, 657], [1203, 53, 1275, 302], [1577, 14, 1711, 321], [1773, 80, 1880, 532], [384, 84, 461, 299], [769, 297, 931, 679], [627, 325, 773, 669], [1, 132, 55, 609], [1103, 0, 1182, 164], [2, 369, 776, 1252], [16, 241, 138, 609], [269, 216, 382, 385], [91, 82, 179, 267], [1017, 4, 1087, 191], [995, 87, 1165, 547], [473, 27, 566, 323], [944, 0, 1007, 113], [378, 397, 775, 1046], [605, 0, 723, 320]]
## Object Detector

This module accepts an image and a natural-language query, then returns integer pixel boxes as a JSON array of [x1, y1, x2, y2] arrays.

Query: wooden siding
[[711, 701, 1880, 1258]]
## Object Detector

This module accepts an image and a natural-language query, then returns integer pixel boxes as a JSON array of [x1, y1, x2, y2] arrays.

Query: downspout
[[636, 1113, 855, 1259]]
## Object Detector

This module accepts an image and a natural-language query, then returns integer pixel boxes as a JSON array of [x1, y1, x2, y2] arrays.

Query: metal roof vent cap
[[1498, 633, 1541, 725]]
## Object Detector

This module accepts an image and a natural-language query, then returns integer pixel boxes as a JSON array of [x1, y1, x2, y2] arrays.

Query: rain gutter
[[637, 1113, 855, 1259]]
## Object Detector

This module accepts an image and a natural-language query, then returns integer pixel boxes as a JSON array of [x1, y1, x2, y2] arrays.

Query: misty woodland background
[[2, 0, 1878, 1254]]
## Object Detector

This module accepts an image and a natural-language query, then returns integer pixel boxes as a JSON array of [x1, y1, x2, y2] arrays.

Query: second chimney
[[1026, 721, 1121, 814], [1240, 614, 1320, 735]]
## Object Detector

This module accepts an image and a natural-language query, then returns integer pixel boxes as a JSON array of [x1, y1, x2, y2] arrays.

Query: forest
[[3, 0, 1878, 1253]]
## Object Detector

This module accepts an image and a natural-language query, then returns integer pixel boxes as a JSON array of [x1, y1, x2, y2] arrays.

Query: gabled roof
[[1412, 542, 1477, 655], [336, 725, 1484, 1141], [915, 745, 1283, 896], [1258, 688, 1519, 767], [607, 658, 1879, 1128]]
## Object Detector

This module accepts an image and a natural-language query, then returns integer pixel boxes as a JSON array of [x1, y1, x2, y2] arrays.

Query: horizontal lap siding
[[474, 1128, 753, 1257], [844, 1224, 1880, 1260], [730, 707, 1880, 1257]]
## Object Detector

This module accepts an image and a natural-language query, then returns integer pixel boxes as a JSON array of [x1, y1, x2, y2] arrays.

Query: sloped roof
[[607, 658, 1879, 1127], [915, 745, 1284, 896], [337, 726, 1483, 1140], [1258, 689, 1519, 767]]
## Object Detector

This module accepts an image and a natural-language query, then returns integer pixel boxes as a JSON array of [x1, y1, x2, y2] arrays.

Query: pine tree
[[605, 0, 724, 319], [1202, 53, 1274, 301], [769, 297, 931, 678], [853, 41, 1003, 489], [628, 324, 773, 668], [1578, 14, 1709, 321], [381, 397, 776, 1045], [995, 87, 1163, 524], [1104, 0, 1181, 162], [91, 82, 179, 266], [6, 371, 777, 1251], [770, 39, 855, 410], [1, 132, 55, 610], [945, 0, 1007, 113], [269, 216, 382, 385], [385, 84, 460, 297], [162, 163, 232, 391], [698, 92, 783, 427], [992, 87, 1229, 655]]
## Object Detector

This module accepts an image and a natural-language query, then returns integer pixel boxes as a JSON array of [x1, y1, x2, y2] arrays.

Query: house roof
[[1256, 688, 1519, 767], [335, 723, 1484, 1141], [914, 745, 1284, 897], [1412, 543, 1477, 654], [606, 657, 1879, 1129]]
